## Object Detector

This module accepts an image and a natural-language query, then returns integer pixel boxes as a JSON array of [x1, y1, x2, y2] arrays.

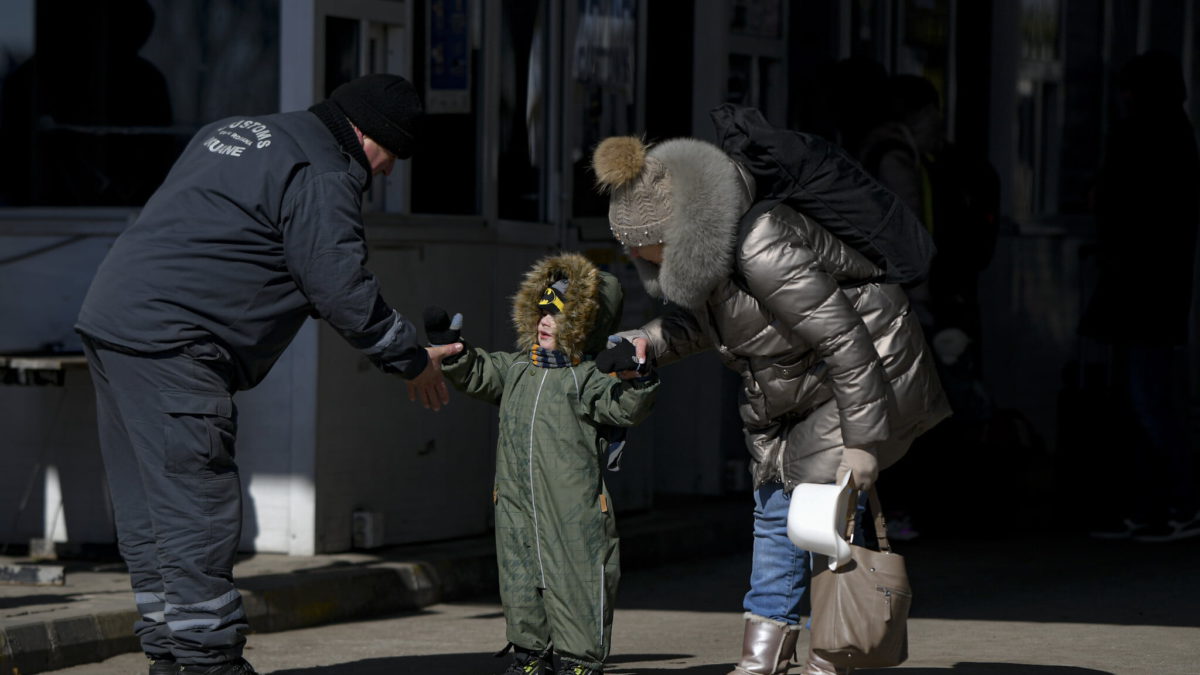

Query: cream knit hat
[[591, 137, 673, 247], [591, 134, 756, 308]]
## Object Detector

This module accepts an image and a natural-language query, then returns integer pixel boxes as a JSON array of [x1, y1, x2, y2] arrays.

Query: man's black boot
[[148, 657, 179, 674], [178, 658, 258, 674]]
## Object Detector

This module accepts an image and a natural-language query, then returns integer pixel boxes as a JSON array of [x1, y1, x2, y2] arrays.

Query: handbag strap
[[841, 482, 894, 553], [841, 484, 858, 541], [868, 487, 893, 553]]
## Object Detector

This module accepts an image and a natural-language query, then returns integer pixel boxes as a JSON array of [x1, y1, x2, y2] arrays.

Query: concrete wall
[[0, 370, 112, 548], [311, 234, 536, 551], [0, 218, 322, 553], [0, 218, 730, 554], [0, 220, 124, 354], [0, 217, 122, 548]]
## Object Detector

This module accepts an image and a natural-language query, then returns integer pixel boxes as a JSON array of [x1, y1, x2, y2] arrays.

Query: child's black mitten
[[423, 306, 463, 346], [595, 336, 647, 375]]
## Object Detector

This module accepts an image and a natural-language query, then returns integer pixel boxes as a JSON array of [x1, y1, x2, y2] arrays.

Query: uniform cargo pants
[[82, 335, 247, 666]]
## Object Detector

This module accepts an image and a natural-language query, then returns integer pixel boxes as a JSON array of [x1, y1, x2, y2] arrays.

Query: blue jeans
[[743, 483, 811, 625]]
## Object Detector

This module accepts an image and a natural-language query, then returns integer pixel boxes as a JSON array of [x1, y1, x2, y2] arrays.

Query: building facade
[[1, 0, 1197, 553]]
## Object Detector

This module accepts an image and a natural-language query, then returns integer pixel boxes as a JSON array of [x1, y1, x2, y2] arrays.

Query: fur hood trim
[[631, 138, 754, 308], [512, 253, 603, 360]]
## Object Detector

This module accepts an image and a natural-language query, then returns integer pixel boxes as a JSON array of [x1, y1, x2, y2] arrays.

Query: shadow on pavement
[[268, 653, 497, 674], [613, 535, 1200, 628], [267, 654, 1110, 675], [466, 609, 505, 619], [268, 652, 699, 674], [553, 664, 1112, 675], [0, 594, 78, 610], [859, 665, 1113, 675], [902, 537, 1200, 627], [608, 666, 731, 674]]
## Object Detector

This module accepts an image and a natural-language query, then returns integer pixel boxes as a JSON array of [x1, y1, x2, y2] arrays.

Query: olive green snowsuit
[[443, 254, 658, 670]]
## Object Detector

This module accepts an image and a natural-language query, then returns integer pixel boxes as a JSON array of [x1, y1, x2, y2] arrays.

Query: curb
[[0, 560, 488, 674], [0, 500, 750, 674]]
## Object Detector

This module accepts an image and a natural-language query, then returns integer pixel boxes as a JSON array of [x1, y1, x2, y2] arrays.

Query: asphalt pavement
[[13, 526, 1200, 675]]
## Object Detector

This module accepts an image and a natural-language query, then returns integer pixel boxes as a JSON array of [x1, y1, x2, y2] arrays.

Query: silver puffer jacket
[[623, 157, 949, 490]]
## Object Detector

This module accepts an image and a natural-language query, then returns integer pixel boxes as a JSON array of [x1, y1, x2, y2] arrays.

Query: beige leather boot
[[727, 613, 801, 675], [798, 647, 852, 675]]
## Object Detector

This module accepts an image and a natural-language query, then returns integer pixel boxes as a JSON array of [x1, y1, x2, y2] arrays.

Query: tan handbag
[[809, 487, 912, 669]]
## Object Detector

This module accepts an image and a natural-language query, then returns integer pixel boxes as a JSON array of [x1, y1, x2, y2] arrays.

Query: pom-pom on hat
[[590, 133, 756, 308], [329, 74, 424, 159], [592, 137, 674, 247]]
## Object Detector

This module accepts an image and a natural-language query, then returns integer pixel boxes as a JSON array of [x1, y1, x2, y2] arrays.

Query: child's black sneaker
[[499, 645, 553, 675], [559, 660, 602, 675]]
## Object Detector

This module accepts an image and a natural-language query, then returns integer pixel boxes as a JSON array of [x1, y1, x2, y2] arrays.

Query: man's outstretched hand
[[407, 343, 463, 411]]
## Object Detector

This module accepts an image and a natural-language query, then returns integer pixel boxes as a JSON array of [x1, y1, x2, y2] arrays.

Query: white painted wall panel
[[0, 375, 113, 546], [313, 242, 549, 551]]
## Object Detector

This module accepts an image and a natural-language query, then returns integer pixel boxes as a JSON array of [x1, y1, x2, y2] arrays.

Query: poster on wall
[[426, 0, 470, 114], [572, 0, 637, 97]]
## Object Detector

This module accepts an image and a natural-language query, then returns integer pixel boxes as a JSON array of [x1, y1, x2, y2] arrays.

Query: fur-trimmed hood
[[593, 137, 755, 309], [512, 252, 623, 360]]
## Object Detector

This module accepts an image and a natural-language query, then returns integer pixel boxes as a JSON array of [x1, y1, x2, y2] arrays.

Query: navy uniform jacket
[[76, 109, 426, 389]]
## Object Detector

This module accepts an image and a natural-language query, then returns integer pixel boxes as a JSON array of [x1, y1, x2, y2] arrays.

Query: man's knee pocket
[[160, 390, 236, 475]]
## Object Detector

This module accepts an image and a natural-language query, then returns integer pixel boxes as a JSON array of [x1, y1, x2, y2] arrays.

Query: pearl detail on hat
[[609, 225, 664, 247], [605, 154, 673, 248]]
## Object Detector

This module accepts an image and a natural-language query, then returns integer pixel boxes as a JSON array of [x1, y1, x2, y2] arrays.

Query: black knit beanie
[[329, 74, 423, 159]]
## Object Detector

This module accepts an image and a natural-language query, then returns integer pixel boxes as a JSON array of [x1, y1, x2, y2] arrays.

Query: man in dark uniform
[[75, 74, 461, 675]]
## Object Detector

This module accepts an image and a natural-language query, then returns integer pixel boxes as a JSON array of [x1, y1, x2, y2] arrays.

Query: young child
[[430, 252, 659, 675]]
